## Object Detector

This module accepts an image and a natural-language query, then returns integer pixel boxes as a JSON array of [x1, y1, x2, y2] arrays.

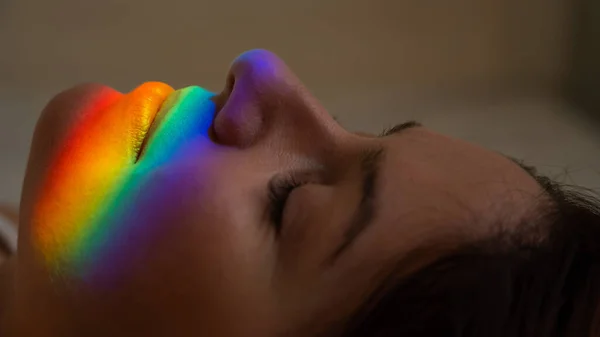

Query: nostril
[[210, 72, 238, 145], [214, 72, 235, 113], [226, 72, 235, 93], [211, 67, 265, 148]]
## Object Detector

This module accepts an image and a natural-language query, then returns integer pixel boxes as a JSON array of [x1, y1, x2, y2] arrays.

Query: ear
[[0, 204, 18, 255]]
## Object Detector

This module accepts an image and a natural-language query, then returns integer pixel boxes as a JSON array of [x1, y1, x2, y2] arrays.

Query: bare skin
[[0, 50, 542, 337]]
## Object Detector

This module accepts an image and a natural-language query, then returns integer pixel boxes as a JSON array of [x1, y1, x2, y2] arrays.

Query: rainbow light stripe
[[32, 83, 216, 279]]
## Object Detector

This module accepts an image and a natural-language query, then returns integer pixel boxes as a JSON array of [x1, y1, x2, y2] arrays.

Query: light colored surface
[[1, 0, 597, 206]]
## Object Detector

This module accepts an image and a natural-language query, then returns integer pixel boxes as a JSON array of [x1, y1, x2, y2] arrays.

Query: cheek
[[20, 159, 277, 336], [21, 84, 173, 278], [76, 162, 251, 286], [85, 163, 278, 333]]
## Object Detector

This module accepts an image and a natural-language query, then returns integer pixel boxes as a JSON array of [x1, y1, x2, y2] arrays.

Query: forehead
[[350, 127, 543, 273], [380, 127, 540, 185]]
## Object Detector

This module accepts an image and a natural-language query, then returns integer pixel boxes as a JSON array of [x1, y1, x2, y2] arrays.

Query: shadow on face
[[8, 50, 542, 337]]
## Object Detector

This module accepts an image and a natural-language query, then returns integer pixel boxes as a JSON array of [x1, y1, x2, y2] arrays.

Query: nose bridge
[[214, 50, 340, 150]]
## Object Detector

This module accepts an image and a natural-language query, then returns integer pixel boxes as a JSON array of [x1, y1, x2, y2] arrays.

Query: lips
[[123, 82, 175, 159], [136, 86, 218, 164], [31, 82, 173, 267], [135, 90, 173, 161]]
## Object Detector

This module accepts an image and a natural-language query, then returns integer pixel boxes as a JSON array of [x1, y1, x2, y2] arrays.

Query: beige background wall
[[0, 0, 572, 97], [567, 0, 600, 112]]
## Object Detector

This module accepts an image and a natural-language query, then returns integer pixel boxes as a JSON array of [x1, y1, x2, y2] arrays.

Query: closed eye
[[268, 175, 304, 233], [267, 171, 317, 233]]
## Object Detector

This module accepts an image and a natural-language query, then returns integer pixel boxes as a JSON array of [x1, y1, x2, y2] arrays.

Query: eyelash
[[379, 120, 420, 137], [268, 175, 306, 232]]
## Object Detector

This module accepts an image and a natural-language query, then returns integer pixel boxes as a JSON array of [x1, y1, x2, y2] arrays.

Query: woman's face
[[12, 50, 541, 336]]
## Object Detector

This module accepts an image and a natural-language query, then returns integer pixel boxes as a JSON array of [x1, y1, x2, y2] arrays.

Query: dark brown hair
[[341, 176, 600, 337]]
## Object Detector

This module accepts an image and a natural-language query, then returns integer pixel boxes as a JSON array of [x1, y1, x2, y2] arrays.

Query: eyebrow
[[325, 120, 422, 265], [380, 121, 422, 137], [327, 148, 384, 265]]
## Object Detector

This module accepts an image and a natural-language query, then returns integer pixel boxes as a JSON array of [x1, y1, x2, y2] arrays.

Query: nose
[[212, 50, 339, 148]]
